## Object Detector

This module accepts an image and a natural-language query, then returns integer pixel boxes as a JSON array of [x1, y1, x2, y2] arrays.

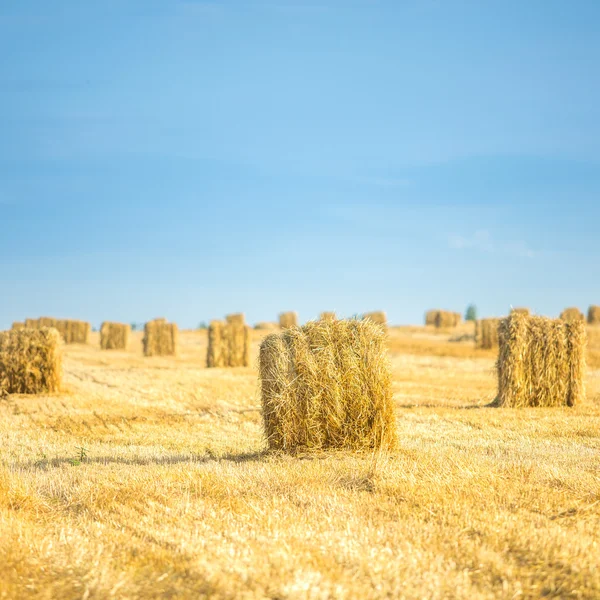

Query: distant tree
[[465, 304, 477, 321], [198, 322, 208, 330], [131, 323, 137, 332]]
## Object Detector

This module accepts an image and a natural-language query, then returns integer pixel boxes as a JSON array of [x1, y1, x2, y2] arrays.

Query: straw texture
[[259, 318, 397, 452], [207, 321, 251, 367], [100, 322, 131, 350], [143, 321, 178, 357], [0, 328, 62, 394], [363, 311, 387, 328], [497, 313, 586, 407], [560, 307, 585, 323], [226, 314, 245, 326], [278, 312, 298, 329]]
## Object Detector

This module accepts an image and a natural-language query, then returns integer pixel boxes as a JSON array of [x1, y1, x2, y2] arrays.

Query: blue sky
[[1, 0, 600, 328]]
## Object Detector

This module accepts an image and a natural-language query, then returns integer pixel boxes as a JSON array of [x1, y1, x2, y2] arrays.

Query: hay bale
[[424, 310, 438, 326], [143, 321, 178, 357], [588, 305, 600, 325], [510, 307, 530, 316], [363, 311, 387, 328], [497, 313, 585, 407], [452, 312, 462, 326], [259, 318, 397, 452], [0, 328, 62, 394], [560, 307, 585, 323], [475, 318, 501, 349], [63, 320, 91, 344], [279, 311, 298, 329], [100, 322, 131, 350], [255, 322, 279, 331], [24, 318, 39, 328], [226, 313, 245, 326], [207, 320, 251, 367], [434, 310, 458, 329], [11, 322, 25, 331], [320, 312, 336, 321]]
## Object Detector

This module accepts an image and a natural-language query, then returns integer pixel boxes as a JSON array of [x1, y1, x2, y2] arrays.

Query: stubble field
[[1, 324, 599, 599]]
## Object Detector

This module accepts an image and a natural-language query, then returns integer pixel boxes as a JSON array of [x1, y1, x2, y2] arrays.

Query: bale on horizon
[[588, 305, 600, 325], [363, 311, 387, 328], [11, 322, 25, 331], [207, 320, 251, 368], [143, 321, 178, 357], [100, 322, 131, 350], [22, 318, 90, 344], [560, 307, 585, 323], [0, 328, 62, 394], [320, 312, 336, 321], [510, 307, 531, 316], [475, 318, 501, 349], [496, 313, 585, 407], [226, 313, 245, 326], [279, 311, 298, 329], [434, 310, 458, 329], [259, 318, 397, 452], [424, 310, 438, 326], [255, 322, 279, 331]]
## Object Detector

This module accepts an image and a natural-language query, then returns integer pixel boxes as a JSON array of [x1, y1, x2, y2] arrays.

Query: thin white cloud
[[448, 230, 537, 258]]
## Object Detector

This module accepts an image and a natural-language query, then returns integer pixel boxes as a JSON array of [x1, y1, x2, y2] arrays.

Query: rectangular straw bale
[[207, 321, 251, 367], [279, 311, 298, 329], [143, 321, 178, 357], [226, 313, 245, 326], [38, 317, 57, 328], [320, 311, 336, 321], [0, 328, 62, 394], [510, 307, 530, 316], [434, 310, 457, 328], [497, 313, 585, 407], [475, 318, 501, 349], [259, 318, 397, 452], [452, 312, 462, 326], [425, 310, 438, 326], [11, 322, 25, 330], [63, 320, 91, 344], [363, 311, 387, 328], [560, 307, 585, 323], [100, 322, 131, 350], [24, 319, 39, 328], [588, 305, 600, 325]]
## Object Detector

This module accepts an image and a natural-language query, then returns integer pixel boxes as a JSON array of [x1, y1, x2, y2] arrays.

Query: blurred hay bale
[[279, 311, 298, 329], [510, 307, 530, 316], [320, 312, 336, 321], [11, 322, 25, 331], [259, 318, 397, 452], [0, 328, 62, 394], [434, 310, 458, 328], [475, 318, 501, 349], [100, 322, 130, 350], [24, 319, 39, 328], [560, 307, 585, 323], [38, 317, 57, 328], [424, 310, 438, 326], [64, 320, 91, 344], [226, 313, 245, 326], [588, 305, 600, 325], [452, 312, 462, 326], [207, 320, 251, 367], [143, 321, 178, 357], [255, 322, 279, 331], [363, 311, 387, 328], [497, 313, 585, 407]]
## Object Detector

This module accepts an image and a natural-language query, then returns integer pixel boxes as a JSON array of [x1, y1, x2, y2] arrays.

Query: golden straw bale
[[226, 313, 245, 326], [452, 312, 462, 326], [259, 318, 397, 452], [0, 328, 62, 394], [588, 305, 600, 325], [424, 310, 438, 326], [11, 322, 25, 331], [207, 321, 251, 367], [320, 312, 336, 321], [24, 318, 39, 328], [434, 310, 458, 329], [510, 307, 530, 316], [63, 320, 91, 344], [143, 321, 178, 357], [279, 311, 298, 329], [560, 307, 585, 323], [100, 322, 130, 350], [38, 317, 57, 328], [475, 318, 501, 349], [363, 311, 387, 328], [255, 322, 279, 331], [497, 313, 586, 407]]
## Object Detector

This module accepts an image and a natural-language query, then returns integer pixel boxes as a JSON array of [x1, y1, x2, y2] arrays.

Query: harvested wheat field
[[1, 324, 600, 599]]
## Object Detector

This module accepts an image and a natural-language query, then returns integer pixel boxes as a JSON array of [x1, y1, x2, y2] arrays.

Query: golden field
[[1, 323, 600, 599]]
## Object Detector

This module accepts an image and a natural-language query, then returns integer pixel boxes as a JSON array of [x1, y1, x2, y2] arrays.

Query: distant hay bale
[[475, 318, 501, 349], [424, 310, 438, 326], [363, 311, 387, 328], [11, 322, 25, 331], [38, 317, 57, 328], [100, 322, 130, 350], [207, 320, 251, 367], [510, 307, 531, 316], [279, 311, 298, 329], [452, 312, 462, 326], [0, 328, 62, 394], [226, 313, 245, 326], [434, 310, 458, 329], [560, 307, 585, 323], [259, 318, 397, 452], [588, 305, 600, 325], [255, 322, 279, 331], [143, 321, 178, 357], [24, 318, 39, 328], [320, 312, 336, 321], [22, 318, 90, 344], [497, 313, 585, 407]]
